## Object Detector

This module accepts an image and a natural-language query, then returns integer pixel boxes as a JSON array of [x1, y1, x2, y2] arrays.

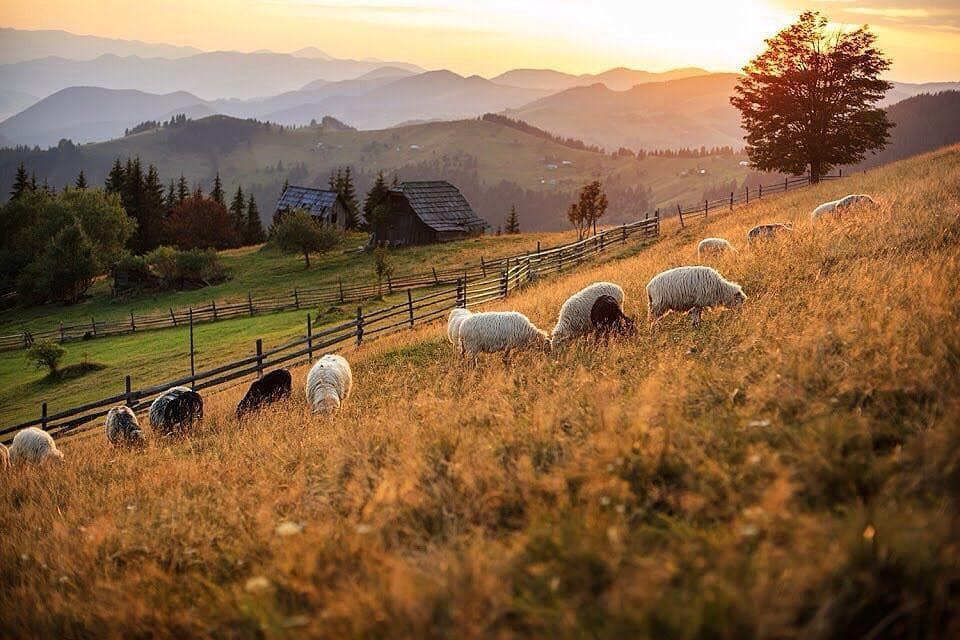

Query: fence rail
[[0, 170, 839, 353], [1, 216, 661, 443]]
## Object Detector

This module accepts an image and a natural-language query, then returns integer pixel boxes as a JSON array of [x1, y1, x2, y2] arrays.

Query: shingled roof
[[276, 186, 341, 216], [392, 181, 486, 233]]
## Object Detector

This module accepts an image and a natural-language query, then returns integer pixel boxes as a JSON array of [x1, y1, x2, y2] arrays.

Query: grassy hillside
[[3, 146, 959, 637], [0, 115, 761, 230]]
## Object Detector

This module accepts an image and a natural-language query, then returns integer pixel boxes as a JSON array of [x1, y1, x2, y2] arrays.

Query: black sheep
[[236, 369, 292, 418], [590, 294, 636, 337], [149, 386, 204, 436]]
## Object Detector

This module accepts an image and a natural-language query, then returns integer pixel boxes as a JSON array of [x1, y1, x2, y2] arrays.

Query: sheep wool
[[447, 308, 473, 345], [551, 282, 625, 349], [149, 386, 203, 436], [590, 294, 636, 336], [9, 427, 63, 466], [105, 405, 145, 446], [747, 223, 793, 243], [647, 265, 746, 327], [306, 354, 353, 415], [0, 442, 9, 470], [811, 194, 878, 220], [697, 237, 735, 260], [459, 311, 550, 357], [236, 369, 293, 419]]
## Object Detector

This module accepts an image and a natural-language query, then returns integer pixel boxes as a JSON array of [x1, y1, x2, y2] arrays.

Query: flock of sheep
[[0, 193, 875, 469]]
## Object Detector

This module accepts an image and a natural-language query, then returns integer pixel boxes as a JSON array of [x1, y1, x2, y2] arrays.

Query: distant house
[[275, 185, 349, 229], [371, 181, 487, 246]]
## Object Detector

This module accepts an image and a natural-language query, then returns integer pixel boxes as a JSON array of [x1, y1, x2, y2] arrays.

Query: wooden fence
[[0, 216, 660, 444], [0, 170, 839, 353]]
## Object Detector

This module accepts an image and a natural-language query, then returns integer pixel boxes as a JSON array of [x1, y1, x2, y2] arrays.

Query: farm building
[[275, 185, 350, 229], [371, 181, 487, 246]]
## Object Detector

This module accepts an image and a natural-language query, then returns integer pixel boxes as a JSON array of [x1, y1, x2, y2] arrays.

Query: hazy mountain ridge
[[0, 27, 203, 64], [490, 66, 711, 91]]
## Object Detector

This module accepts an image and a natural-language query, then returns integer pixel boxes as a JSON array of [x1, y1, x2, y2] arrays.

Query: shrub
[[26, 340, 65, 377], [176, 248, 225, 286]]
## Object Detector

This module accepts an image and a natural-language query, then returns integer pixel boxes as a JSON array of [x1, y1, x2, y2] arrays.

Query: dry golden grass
[[3, 146, 960, 639]]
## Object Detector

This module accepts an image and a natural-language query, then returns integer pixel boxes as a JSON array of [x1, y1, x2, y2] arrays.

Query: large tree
[[271, 209, 340, 268], [244, 194, 266, 246], [730, 11, 893, 182], [568, 180, 607, 238], [165, 194, 236, 250]]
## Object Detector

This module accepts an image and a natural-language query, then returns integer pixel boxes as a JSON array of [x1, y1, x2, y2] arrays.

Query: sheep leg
[[690, 307, 702, 328]]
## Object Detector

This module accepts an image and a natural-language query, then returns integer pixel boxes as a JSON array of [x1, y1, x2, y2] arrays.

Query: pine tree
[[193, 184, 203, 199], [164, 180, 177, 212], [105, 159, 125, 194], [340, 166, 359, 229], [363, 171, 389, 229], [505, 205, 520, 234], [244, 194, 266, 245], [229, 185, 246, 242], [74, 170, 87, 189], [10, 163, 30, 200], [210, 172, 225, 206], [139, 164, 166, 251], [29, 173, 38, 193], [176, 174, 189, 204]]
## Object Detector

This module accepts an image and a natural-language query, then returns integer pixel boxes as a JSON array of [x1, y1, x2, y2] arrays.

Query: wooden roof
[[392, 181, 486, 233], [276, 186, 342, 216]]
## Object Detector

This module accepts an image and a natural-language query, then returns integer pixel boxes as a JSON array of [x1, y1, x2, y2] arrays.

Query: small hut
[[275, 186, 350, 229], [371, 181, 487, 246]]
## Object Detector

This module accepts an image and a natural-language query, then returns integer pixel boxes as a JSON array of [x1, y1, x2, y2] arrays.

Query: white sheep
[[550, 282, 624, 350], [306, 354, 353, 415], [697, 237, 735, 260], [0, 442, 9, 470], [811, 194, 878, 220], [105, 405, 145, 447], [459, 311, 550, 359], [646, 266, 746, 327], [149, 386, 203, 436], [447, 308, 473, 346], [9, 427, 63, 466], [747, 223, 793, 243]]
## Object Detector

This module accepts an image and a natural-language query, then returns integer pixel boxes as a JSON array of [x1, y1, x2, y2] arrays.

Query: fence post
[[293, 288, 300, 310], [211, 300, 218, 321], [339, 278, 345, 303], [839, 168, 842, 178], [746, 186, 750, 204], [730, 192, 734, 210], [356, 306, 364, 345], [130, 310, 136, 332], [622, 223, 627, 242], [481, 256, 486, 277], [41, 402, 47, 431], [91, 317, 97, 337], [248, 292, 254, 316], [704, 200, 708, 218], [407, 290, 414, 327], [537, 241, 541, 256], [188, 308, 195, 389], [432, 268, 438, 284], [255, 339, 263, 378], [169, 308, 177, 327], [784, 176, 788, 192], [759, 184, 763, 199], [306, 314, 313, 362], [125, 375, 132, 407], [676, 203, 685, 228]]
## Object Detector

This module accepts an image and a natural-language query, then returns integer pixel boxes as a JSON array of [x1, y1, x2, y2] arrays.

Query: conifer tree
[[210, 172, 225, 206], [229, 185, 246, 241], [505, 205, 520, 234], [10, 162, 30, 200], [139, 164, 166, 251], [244, 194, 266, 245], [176, 174, 189, 204], [105, 159, 125, 194], [75, 170, 87, 189], [363, 171, 390, 229]]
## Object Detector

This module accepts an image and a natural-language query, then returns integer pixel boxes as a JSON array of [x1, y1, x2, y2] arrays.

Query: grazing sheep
[[590, 294, 636, 337], [647, 266, 746, 327], [9, 427, 63, 465], [811, 194, 878, 220], [236, 369, 292, 419], [306, 355, 353, 415], [0, 443, 9, 470], [697, 237, 735, 260], [105, 405, 145, 447], [747, 223, 793, 243], [459, 311, 550, 359], [551, 282, 625, 349], [149, 386, 203, 436], [447, 308, 473, 346]]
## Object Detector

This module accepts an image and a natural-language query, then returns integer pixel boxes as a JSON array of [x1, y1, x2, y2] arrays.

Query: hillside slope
[[3, 146, 959, 637]]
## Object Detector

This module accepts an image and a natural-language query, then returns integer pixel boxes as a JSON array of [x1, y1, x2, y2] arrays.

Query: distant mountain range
[[0, 27, 203, 64], [490, 67, 710, 91]]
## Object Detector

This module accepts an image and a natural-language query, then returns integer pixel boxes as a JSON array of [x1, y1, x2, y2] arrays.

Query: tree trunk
[[809, 159, 822, 184], [303, 248, 310, 268]]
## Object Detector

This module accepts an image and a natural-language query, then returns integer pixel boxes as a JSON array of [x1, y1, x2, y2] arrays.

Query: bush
[[176, 248, 225, 286], [26, 340, 65, 377], [122, 246, 227, 292]]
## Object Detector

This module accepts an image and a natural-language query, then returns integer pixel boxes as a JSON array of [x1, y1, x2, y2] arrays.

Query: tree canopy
[[730, 11, 893, 181], [271, 209, 341, 268]]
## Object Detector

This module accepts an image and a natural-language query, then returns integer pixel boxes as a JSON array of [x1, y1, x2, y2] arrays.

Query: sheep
[[447, 308, 473, 346], [551, 282, 625, 350], [149, 386, 203, 436], [306, 355, 353, 415], [458, 311, 550, 359], [697, 237, 735, 260], [105, 405, 145, 447], [747, 223, 793, 243], [646, 266, 746, 327], [811, 194, 878, 220], [9, 427, 63, 466], [236, 369, 292, 419], [590, 294, 636, 337], [0, 443, 9, 470]]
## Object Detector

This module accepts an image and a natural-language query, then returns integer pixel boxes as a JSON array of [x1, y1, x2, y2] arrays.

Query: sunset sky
[[3, 0, 959, 81]]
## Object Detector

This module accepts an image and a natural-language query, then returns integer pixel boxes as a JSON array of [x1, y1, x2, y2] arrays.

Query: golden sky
[[2, 0, 959, 81]]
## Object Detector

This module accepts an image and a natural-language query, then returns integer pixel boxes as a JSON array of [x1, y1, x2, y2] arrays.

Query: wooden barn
[[372, 181, 487, 246], [275, 185, 350, 229]]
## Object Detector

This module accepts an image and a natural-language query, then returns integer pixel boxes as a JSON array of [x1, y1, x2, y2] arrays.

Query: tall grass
[[2, 146, 960, 638]]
